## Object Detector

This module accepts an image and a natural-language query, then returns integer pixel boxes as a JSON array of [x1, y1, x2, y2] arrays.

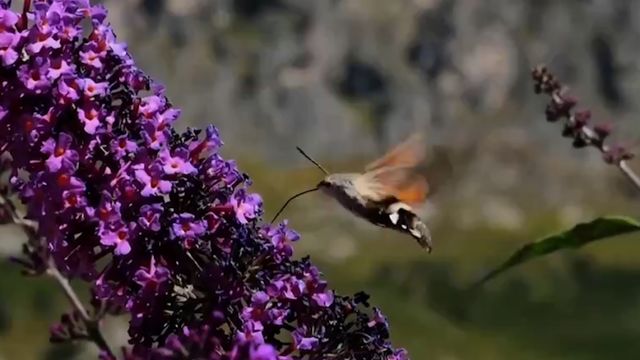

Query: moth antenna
[[271, 187, 318, 224], [296, 147, 329, 175]]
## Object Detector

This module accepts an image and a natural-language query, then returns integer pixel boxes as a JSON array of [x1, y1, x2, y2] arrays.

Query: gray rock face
[[102, 0, 639, 203]]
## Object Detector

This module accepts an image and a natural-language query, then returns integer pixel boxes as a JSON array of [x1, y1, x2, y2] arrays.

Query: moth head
[[317, 174, 336, 188], [317, 175, 336, 195], [317, 178, 331, 190]]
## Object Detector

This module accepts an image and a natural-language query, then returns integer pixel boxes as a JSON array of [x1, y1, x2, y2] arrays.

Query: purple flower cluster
[[0, 1, 408, 359]]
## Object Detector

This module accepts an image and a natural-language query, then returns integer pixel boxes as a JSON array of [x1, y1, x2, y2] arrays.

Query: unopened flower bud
[[594, 122, 612, 141], [573, 110, 591, 128]]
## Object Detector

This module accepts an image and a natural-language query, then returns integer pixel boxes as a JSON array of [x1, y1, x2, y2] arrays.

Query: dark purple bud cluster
[[531, 66, 633, 164], [50, 310, 90, 343], [0, 1, 408, 359]]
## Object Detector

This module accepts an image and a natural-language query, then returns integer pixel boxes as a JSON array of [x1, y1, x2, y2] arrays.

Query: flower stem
[[579, 119, 640, 190], [532, 65, 640, 192], [618, 160, 640, 190], [46, 260, 114, 357], [0, 193, 114, 357]]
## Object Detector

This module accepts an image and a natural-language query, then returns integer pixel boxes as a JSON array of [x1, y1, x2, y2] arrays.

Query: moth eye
[[389, 212, 399, 225]]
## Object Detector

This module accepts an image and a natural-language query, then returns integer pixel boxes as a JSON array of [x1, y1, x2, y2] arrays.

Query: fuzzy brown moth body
[[272, 134, 433, 252]]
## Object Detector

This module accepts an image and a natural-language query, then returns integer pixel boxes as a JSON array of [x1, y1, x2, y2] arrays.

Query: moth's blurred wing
[[421, 145, 454, 196], [356, 166, 429, 206], [365, 134, 427, 172]]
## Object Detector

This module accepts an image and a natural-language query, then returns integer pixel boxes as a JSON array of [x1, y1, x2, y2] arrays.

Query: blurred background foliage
[[3, 0, 640, 358]]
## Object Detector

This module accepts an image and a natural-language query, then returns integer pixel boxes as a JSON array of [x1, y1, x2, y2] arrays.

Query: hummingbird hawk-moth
[[272, 134, 433, 252]]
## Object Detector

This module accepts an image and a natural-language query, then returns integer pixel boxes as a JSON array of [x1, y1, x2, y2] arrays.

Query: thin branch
[[0, 191, 37, 235], [46, 261, 114, 357], [0, 192, 114, 357], [619, 160, 640, 190], [568, 104, 640, 190], [46, 261, 91, 320], [186, 250, 204, 272]]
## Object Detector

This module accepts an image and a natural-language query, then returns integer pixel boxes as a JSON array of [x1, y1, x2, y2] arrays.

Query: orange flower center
[[57, 174, 70, 187], [67, 194, 78, 206]]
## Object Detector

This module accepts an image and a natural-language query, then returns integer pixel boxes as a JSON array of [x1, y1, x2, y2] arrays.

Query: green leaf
[[475, 216, 640, 286]]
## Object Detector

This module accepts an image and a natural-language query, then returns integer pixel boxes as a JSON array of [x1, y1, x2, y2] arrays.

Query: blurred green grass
[[0, 261, 80, 359], [2, 159, 640, 359]]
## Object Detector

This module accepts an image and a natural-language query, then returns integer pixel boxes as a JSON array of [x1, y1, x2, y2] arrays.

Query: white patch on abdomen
[[387, 202, 413, 228], [389, 212, 399, 224]]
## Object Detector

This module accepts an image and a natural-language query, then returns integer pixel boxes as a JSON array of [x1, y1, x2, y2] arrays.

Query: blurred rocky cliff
[[92, 0, 640, 227]]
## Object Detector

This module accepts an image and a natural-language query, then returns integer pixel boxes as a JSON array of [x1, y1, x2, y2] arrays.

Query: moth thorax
[[320, 174, 359, 195], [319, 174, 369, 212]]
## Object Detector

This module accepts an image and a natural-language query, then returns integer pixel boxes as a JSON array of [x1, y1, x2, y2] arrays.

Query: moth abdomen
[[370, 201, 432, 252], [407, 214, 433, 252]]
